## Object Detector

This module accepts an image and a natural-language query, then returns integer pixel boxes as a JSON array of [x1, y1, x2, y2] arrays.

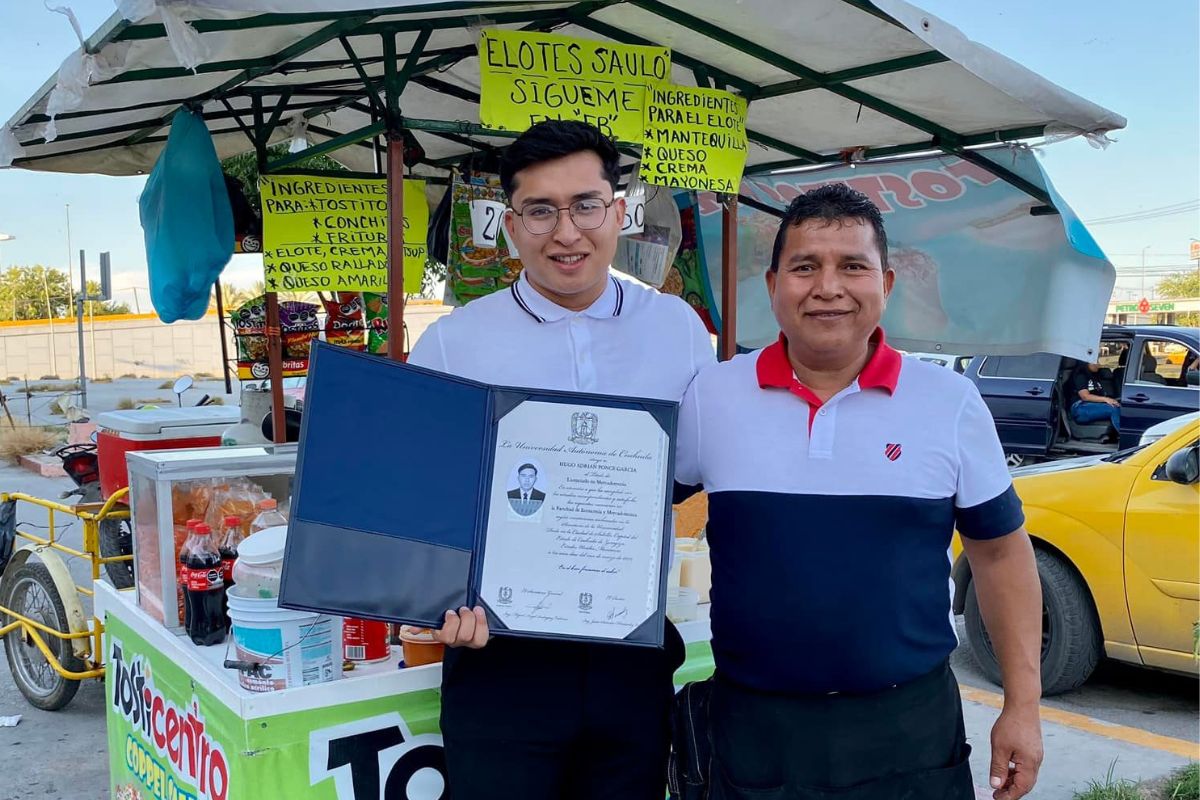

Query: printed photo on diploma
[[506, 459, 547, 521]]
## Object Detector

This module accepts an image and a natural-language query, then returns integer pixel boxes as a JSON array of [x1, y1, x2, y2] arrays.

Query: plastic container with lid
[[399, 625, 445, 667], [231, 525, 287, 598], [676, 538, 712, 603], [666, 587, 700, 623]]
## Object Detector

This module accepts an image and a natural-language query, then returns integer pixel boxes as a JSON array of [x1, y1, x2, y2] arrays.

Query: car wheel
[[964, 548, 1102, 696], [1004, 453, 1026, 468]]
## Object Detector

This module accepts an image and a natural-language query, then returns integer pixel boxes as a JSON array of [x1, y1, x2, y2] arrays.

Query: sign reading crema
[[260, 174, 427, 294], [641, 85, 748, 193], [479, 29, 670, 143]]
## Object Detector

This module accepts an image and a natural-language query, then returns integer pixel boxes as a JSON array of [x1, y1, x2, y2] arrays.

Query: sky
[[0, 0, 1197, 313]]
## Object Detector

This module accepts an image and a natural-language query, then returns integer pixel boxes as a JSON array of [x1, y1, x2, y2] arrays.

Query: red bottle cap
[[194, 523, 212, 535], [224, 516, 241, 526]]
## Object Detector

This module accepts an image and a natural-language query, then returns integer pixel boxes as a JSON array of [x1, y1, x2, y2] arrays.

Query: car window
[[1097, 340, 1127, 372], [1132, 339, 1199, 387], [978, 353, 1061, 379]]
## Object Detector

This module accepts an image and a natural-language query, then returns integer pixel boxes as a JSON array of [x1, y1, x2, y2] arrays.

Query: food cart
[[0, 2, 1124, 798]]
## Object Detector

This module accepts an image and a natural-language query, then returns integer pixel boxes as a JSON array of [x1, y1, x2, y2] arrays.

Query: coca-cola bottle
[[178, 518, 201, 626], [219, 515, 243, 629], [179, 523, 226, 646]]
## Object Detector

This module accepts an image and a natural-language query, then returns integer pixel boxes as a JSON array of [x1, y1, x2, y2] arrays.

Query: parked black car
[[965, 325, 1199, 466]]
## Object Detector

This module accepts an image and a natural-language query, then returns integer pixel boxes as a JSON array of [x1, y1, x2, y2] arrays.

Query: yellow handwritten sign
[[641, 86, 748, 193], [261, 175, 427, 294], [479, 29, 670, 143]]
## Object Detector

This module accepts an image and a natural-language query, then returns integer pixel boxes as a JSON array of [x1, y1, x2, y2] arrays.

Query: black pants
[[710, 661, 975, 800], [439, 623, 685, 800]]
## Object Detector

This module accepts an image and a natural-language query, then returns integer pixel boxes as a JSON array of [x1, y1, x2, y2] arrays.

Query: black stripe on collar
[[510, 281, 545, 323], [612, 277, 623, 317]]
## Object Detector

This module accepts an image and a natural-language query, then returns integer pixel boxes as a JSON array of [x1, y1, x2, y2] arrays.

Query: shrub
[[0, 423, 61, 465]]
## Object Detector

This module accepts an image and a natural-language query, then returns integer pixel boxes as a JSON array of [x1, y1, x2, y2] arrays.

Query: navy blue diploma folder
[[278, 342, 678, 647]]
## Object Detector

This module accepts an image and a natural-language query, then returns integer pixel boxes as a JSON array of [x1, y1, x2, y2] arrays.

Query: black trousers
[[710, 661, 975, 800], [439, 623, 685, 800]]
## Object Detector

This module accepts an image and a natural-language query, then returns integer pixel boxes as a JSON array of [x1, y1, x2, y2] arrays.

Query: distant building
[[1106, 297, 1200, 326]]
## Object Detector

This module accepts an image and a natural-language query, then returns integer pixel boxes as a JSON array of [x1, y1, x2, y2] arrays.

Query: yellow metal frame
[[0, 489, 131, 682]]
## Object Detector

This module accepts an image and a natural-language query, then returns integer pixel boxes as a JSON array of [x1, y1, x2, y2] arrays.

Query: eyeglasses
[[511, 197, 615, 235]]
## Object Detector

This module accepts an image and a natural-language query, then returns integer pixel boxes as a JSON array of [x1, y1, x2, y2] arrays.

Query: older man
[[676, 184, 1043, 800]]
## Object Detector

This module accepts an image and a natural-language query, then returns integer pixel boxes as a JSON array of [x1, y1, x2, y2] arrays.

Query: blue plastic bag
[[139, 108, 233, 323]]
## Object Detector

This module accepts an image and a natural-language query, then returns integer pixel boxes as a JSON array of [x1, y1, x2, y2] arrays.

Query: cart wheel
[[2, 562, 83, 711], [100, 518, 135, 590]]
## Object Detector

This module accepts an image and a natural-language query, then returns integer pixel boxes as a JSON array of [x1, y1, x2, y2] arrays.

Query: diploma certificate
[[480, 402, 669, 640]]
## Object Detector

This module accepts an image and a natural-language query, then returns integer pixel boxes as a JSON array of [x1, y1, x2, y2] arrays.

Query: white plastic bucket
[[226, 587, 341, 693]]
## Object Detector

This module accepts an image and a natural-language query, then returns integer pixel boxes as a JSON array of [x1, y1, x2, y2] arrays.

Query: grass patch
[[206, 397, 225, 405], [1168, 763, 1199, 800], [0, 423, 62, 464], [1076, 762, 1152, 800], [38, 374, 61, 381], [92, 376, 113, 383], [118, 373, 138, 379], [31, 381, 78, 393], [194, 371, 218, 379], [158, 380, 176, 389], [115, 397, 171, 410]]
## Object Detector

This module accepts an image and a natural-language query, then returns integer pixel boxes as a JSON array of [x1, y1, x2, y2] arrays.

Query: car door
[[1124, 433, 1200, 673], [969, 353, 1060, 455], [1120, 336, 1200, 449]]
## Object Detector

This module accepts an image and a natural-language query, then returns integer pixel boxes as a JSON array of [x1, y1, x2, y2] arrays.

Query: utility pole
[[76, 251, 88, 408], [65, 204, 75, 318], [42, 267, 59, 377]]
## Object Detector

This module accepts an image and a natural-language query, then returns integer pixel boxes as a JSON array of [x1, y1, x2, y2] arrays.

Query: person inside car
[[1069, 360, 1120, 439]]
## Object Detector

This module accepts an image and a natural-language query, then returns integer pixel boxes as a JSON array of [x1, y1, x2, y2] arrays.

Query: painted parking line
[[959, 684, 1199, 759]]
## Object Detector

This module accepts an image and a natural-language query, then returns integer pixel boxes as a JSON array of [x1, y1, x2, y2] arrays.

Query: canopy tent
[[2, 0, 1125, 440], [4, 0, 1123, 184]]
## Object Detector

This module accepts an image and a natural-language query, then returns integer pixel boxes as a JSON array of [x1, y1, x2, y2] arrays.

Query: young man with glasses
[[408, 120, 715, 799]]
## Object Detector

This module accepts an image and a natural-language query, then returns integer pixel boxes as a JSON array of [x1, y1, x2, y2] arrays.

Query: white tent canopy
[[3, 0, 1124, 201]]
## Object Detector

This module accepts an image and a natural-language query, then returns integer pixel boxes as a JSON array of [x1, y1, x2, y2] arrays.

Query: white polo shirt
[[408, 269, 715, 401]]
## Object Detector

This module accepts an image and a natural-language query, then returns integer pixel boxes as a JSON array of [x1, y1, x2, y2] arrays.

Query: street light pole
[[65, 204, 74, 317], [1140, 245, 1149, 299]]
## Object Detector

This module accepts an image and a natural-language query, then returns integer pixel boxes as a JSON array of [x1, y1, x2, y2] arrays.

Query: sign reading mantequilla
[[641, 85, 748, 194], [479, 28, 670, 143], [260, 175, 427, 295]]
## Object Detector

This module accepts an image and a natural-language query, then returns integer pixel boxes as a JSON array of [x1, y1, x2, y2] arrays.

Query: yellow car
[[951, 419, 1199, 695]]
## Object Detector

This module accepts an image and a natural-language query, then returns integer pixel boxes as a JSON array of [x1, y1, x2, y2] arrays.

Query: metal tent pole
[[386, 134, 406, 361], [719, 194, 739, 361], [214, 279, 233, 395]]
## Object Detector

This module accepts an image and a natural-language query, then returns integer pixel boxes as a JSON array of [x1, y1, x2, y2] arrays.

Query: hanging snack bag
[[364, 292, 389, 355], [320, 292, 366, 351], [280, 300, 320, 362]]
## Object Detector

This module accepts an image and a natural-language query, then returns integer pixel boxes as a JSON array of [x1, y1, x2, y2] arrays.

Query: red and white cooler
[[95, 407, 241, 500]]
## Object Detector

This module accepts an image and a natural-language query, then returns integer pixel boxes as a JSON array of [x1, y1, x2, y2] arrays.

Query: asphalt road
[[952, 617, 1199, 743]]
